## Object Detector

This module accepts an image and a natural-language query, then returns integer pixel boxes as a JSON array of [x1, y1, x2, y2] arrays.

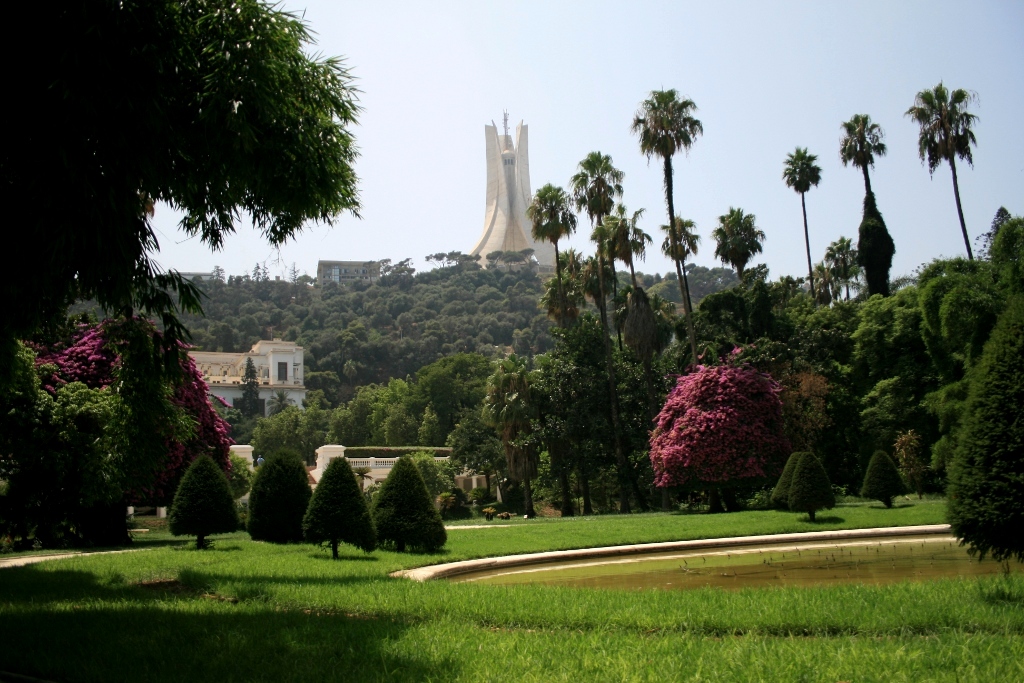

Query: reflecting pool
[[452, 535, 1022, 591]]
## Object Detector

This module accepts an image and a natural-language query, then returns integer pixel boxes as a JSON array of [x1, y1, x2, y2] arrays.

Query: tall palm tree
[[824, 236, 859, 301], [839, 114, 887, 195], [632, 89, 703, 365], [482, 354, 538, 518], [540, 270, 584, 324], [661, 216, 701, 314], [782, 147, 823, 300], [569, 154, 645, 512], [712, 208, 765, 279], [905, 83, 980, 260], [812, 261, 836, 306], [528, 184, 578, 326]]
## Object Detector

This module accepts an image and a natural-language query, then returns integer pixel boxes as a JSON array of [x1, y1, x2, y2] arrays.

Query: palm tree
[[569, 153, 645, 512], [267, 390, 293, 416], [540, 271, 584, 324], [353, 466, 372, 492], [632, 89, 703, 365], [812, 261, 836, 306], [482, 354, 537, 517], [661, 216, 701, 313], [782, 147, 823, 300], [905, 83, 980, 260], [712, 208, 765, 279], [824, 237, 859, 301], [608, 204, 651, 289], [528, 184, 578, 326], [839, 114, 887, 195]]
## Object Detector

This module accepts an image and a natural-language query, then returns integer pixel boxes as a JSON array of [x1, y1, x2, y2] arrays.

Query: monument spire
[[469, 114, 555, 272]]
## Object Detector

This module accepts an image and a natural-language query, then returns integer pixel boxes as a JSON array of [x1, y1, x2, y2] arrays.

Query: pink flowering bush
[[649, 364, 790, 488], [33, 321, 232, 503]]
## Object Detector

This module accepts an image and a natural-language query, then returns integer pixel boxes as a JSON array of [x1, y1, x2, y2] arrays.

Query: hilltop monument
[[470, 112, 555, 271]]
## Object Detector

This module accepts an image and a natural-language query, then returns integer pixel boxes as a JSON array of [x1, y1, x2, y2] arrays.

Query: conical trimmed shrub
[[247, 450, 311, 543], [948, 295, 1024, 562], [860, 450, 906, 508], [303, 457, 376, 558], [372, 455, 446, 552], [788, 452, 835, 522], [771, 452, 803, 509], [169, 455, 238, 549]]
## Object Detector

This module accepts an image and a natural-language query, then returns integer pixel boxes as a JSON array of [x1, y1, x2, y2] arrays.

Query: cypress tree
[[169, 455, 238, 549], [372, 455, 446, 552], [857, 192, 895, 297], [303, 457, 376, 558], [948, 296, 1024, 562], [771, 452, 803, 509], [787, 452, 835, 522], [860, 450, 906, 508], [247, 450, 311, 543], [237, 357, 261, 418]]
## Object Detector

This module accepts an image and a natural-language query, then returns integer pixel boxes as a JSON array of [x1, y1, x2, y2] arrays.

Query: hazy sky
[[152, 0, 1024, 283]]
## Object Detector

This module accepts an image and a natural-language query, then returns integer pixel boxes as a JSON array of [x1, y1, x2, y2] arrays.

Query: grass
[[2, 499, 1022, 681]]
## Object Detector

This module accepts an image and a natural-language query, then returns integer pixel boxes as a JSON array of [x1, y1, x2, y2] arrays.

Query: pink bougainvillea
[[649, 364, 790, 488], [33, 321, 232, 503]]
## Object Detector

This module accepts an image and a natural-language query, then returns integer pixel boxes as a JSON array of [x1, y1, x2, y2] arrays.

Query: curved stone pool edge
[[392, 524, 952, 582]]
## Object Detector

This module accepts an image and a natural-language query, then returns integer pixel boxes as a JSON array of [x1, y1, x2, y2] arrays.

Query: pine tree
[[788, 452, 835, 522], [247, 450, 311, 543], [303, 457, 376, 558], [857, 192, 895, 297], [169, 455, 238, 549], [860, 450, 906, 508], [372, 456, 446, 552], [237, 357, 261, 418], [771, 452, 803, 509], [948, 296, 1024, 562]]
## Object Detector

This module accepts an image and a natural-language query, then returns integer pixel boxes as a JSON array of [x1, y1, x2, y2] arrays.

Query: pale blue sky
[[152, 0, 1024, 283]]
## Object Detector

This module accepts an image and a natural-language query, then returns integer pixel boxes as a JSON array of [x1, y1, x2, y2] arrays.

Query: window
[[277, 362, 287, 381]]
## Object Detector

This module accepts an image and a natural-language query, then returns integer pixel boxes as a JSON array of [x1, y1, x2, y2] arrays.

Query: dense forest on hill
[[164, 260, 737, 406]]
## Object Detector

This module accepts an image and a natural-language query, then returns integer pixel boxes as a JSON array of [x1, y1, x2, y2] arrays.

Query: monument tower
[[470, 112, 555, 270]]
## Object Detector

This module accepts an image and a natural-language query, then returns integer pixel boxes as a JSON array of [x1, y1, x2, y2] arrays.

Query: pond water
[[452, 535, 1022, 591]]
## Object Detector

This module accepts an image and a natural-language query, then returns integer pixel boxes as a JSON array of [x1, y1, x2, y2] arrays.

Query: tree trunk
[[801, 192, 816, 301], [661, 487, 671, 512], [862, 165, 872, 196], [708, 487, 724, 513], [580, 469, 593, 515], [722, 487, 739, 513], [331, 540, 339, 559], [609, 259, 623, 351], [808, 509, 816, 522], [524, 476, 536, 518], [553, 241, 565, 326], [595, 249, 636, 514], [949, 157, 974, 260], [196, 534, 206, 550], [664, 156, 699, 366], [559, 467, 574, 516]]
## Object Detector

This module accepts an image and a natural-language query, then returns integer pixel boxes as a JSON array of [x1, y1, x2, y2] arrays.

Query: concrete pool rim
[[392, 524, 953, 582]]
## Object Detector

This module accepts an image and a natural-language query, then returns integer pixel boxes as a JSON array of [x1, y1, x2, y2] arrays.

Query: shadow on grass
[[307, 552, 379, 562], [0, 602, 454, 682], [804, 516, 845, 524]]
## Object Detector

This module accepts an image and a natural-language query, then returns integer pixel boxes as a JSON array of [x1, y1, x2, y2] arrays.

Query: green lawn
[[2, 500, 1022, 682]]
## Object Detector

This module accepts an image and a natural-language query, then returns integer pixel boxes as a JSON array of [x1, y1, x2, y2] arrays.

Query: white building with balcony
[[191, 339, 306, 416]]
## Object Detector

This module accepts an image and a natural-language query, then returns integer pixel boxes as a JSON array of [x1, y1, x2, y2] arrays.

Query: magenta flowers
[[649, 364, 790, 488]]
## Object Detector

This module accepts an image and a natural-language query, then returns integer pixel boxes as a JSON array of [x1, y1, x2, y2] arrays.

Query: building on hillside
[[190, 339, 306, 416], [317, 260, 380, 285], [469, 111, 555, 273], [179, 271, 217, 282], [309, 445, 488, 492]]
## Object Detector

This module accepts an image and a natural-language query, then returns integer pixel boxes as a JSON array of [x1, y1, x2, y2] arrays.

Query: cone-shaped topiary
[[372, 455, 446, 552], [860, 450, 906, 508], [247, 449, 311, 543], [303, 456, 376, 558], [169, 455, 238, 549], [771, 452, 804, 509], [788, 452, 835, 522], [948, 296, 1024, 562]]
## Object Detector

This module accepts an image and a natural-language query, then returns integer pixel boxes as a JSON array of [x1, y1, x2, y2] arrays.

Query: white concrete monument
[[470, 112, 555, 271]]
